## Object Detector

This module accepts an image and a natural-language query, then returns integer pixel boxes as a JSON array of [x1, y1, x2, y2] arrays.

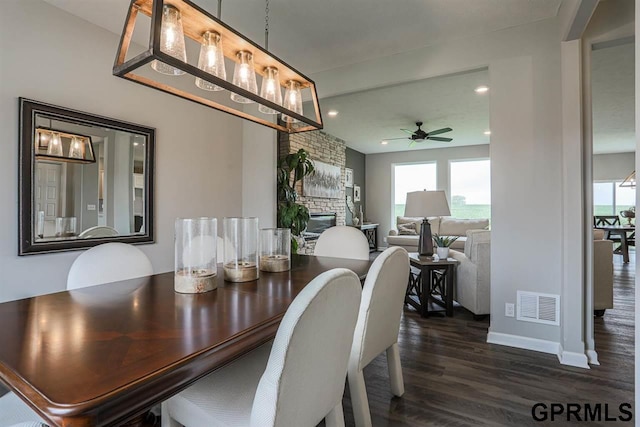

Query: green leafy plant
[[433, 234, 458, 248], [277, 149, 315, 252]]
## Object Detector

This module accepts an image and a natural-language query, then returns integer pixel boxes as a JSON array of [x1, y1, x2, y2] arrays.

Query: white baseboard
[[586, 349, 600, 365], [557, 346, 590, 369], [487, 331, 560, 355]]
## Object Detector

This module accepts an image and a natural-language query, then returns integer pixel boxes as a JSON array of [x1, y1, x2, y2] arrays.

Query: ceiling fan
[[385, 122, 453, 145]]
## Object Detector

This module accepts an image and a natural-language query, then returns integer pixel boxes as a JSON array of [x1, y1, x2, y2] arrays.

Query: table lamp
[[404, 190, 451, 256]]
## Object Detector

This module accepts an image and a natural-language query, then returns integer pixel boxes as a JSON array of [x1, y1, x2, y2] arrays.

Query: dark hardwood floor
[[336, 252, 635, 426]]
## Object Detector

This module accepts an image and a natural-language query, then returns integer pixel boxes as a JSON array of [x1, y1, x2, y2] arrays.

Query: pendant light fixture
[[282, 80, 303, 123], [620, 171, 636, 188], [36, 128, 96, 164], [195, 31, 226, 91], [68, 136, 86, 159], [47, 132, 63, 156], [230, 51, 258, 103], [150, 4, 188, 75], [257, 1, 283, 115], [113, 0, 323, 133]]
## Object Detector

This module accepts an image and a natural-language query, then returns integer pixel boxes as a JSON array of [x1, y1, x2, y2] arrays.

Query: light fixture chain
[[217, 0, 222, 19], [265, 0, 270, 50]]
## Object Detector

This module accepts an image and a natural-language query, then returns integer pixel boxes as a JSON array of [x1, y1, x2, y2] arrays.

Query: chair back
[[313, 225, 370, 260], [349, 247, 409, 371], [67, 243, 153, 289], [594, 215, 620, 226], [250, 268, 362, 426], [77, 226, 119, 239]]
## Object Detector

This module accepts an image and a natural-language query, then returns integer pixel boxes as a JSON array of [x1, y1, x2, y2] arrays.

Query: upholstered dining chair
[[67, 242, 153, 289], [314, 225, 370, 261], [348, 246, 410, 427], [162, 268, 363, 427], [0, 392, 47, 427]]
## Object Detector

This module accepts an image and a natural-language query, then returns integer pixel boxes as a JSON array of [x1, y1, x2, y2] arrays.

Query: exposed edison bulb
[[47, 132, 63, 156], [195, 31, 226, 91], [68, 136, 85, 159], [230, 51, 258, 103], [282, 80, 303, 123], [258, 66, 283, 115], [151, 5, 187, 76]]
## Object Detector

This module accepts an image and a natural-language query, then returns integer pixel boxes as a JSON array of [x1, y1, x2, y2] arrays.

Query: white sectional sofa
[[387, 216, 490, 251]]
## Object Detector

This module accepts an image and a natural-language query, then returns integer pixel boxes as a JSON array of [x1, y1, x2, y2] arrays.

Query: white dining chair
[[348, 247, 410, 427], [0, 392, 47, 427], [162, 268, 363, 427], [313, 225, 370, 261], [67, 242, 153, 289]]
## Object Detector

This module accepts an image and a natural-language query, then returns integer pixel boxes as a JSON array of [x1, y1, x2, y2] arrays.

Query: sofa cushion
[[439, 217, 489, 237], [398, 222, 418, 235], [387, 235, 418, 248], [464, 229, 491, 259], [396, 216, 440, 235]]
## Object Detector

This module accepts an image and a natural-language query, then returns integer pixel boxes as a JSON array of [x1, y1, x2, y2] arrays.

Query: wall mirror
[[19, 98, 155, 255]]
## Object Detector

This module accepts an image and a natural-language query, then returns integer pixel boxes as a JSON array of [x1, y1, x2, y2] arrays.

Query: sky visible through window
[[593, 181, 635, 220], [393, 163, 436, 219], [450, 159, 491, 219]]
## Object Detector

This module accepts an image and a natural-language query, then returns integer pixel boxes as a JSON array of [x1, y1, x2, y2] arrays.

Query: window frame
[[390, 161, 437, 226], [447, 157, 491, 220]]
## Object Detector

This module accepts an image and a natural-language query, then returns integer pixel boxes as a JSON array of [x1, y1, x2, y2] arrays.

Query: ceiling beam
[[561, 0, 600, 41]]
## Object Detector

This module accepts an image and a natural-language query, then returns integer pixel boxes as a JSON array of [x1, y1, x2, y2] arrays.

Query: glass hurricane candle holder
[[175, 218, 218, 293], [55, 217, 77, 237], [259, 228, 291, 272], [223, 217, 259, 282]]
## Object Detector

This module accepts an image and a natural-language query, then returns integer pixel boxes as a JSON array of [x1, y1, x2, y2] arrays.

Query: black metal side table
[[406, 253, 459, 317]]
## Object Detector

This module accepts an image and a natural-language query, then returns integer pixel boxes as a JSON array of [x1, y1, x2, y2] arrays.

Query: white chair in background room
[[67, 242, 153, 289], [162, 268, 362, 427], [348, 247, 410, 427], [313, 225, 370, 261], [77, 226, 119, 239]]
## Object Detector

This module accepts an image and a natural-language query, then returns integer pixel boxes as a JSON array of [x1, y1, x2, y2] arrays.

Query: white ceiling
[[43, 0, 562, 75], [319, 69, 490, 154], [49, 0, 638, 156], [592, 40, 635, 154]]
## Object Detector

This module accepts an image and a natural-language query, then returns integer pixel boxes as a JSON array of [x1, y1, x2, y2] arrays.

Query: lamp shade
[[404, 190, 451, 217]]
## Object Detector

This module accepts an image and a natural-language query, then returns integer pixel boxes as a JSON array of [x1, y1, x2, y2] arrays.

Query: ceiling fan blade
[[426, 127, 453, 136], [400, 129, 416, 135], [427, 136, 453, 142]]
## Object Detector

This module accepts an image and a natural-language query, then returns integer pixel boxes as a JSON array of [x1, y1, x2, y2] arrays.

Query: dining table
[[0, 254, 372, 427], [595, 224, 635, 263]]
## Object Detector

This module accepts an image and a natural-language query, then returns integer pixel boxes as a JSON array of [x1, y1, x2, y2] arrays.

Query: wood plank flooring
[[337, 253, 635, 426]]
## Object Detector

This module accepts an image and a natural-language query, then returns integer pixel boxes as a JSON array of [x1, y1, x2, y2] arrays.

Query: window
[[393, 163, 436, 220], [449, 159, 491, 219], [593, 181, 635, 219]]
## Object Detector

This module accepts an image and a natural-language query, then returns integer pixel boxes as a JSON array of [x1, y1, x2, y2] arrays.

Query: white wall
[[366, 144, 490, 243], [593, 152, 635, 181], [325, 17, 565, 346], [241, 120, 277, 227], [0, 0, 244, 302]]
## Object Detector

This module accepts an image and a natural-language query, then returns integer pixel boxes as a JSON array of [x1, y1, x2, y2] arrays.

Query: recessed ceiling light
[[484, 130, 491, 135], [134, 142, 139, 146], [381, 140, 388, 145], [475, 86, 489, 94], [327, 110, 339, 117]]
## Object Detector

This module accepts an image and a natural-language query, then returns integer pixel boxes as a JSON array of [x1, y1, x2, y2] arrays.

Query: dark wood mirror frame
[[19, 98, 155, 255]]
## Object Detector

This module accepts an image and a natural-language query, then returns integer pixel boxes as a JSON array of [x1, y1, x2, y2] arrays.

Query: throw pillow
[[398, 222, 418, 235]]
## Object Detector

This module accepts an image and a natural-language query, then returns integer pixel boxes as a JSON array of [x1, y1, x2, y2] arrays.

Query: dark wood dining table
[[595, 224, 635, 263], [0, 254, 372, 427]]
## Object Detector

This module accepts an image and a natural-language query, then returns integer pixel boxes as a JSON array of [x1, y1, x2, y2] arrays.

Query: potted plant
[[433, 234, 458, 259], [277, 148, 315, 253]]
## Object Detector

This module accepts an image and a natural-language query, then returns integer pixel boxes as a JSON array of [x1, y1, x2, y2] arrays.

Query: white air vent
[[516, 291, 560, 326]]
